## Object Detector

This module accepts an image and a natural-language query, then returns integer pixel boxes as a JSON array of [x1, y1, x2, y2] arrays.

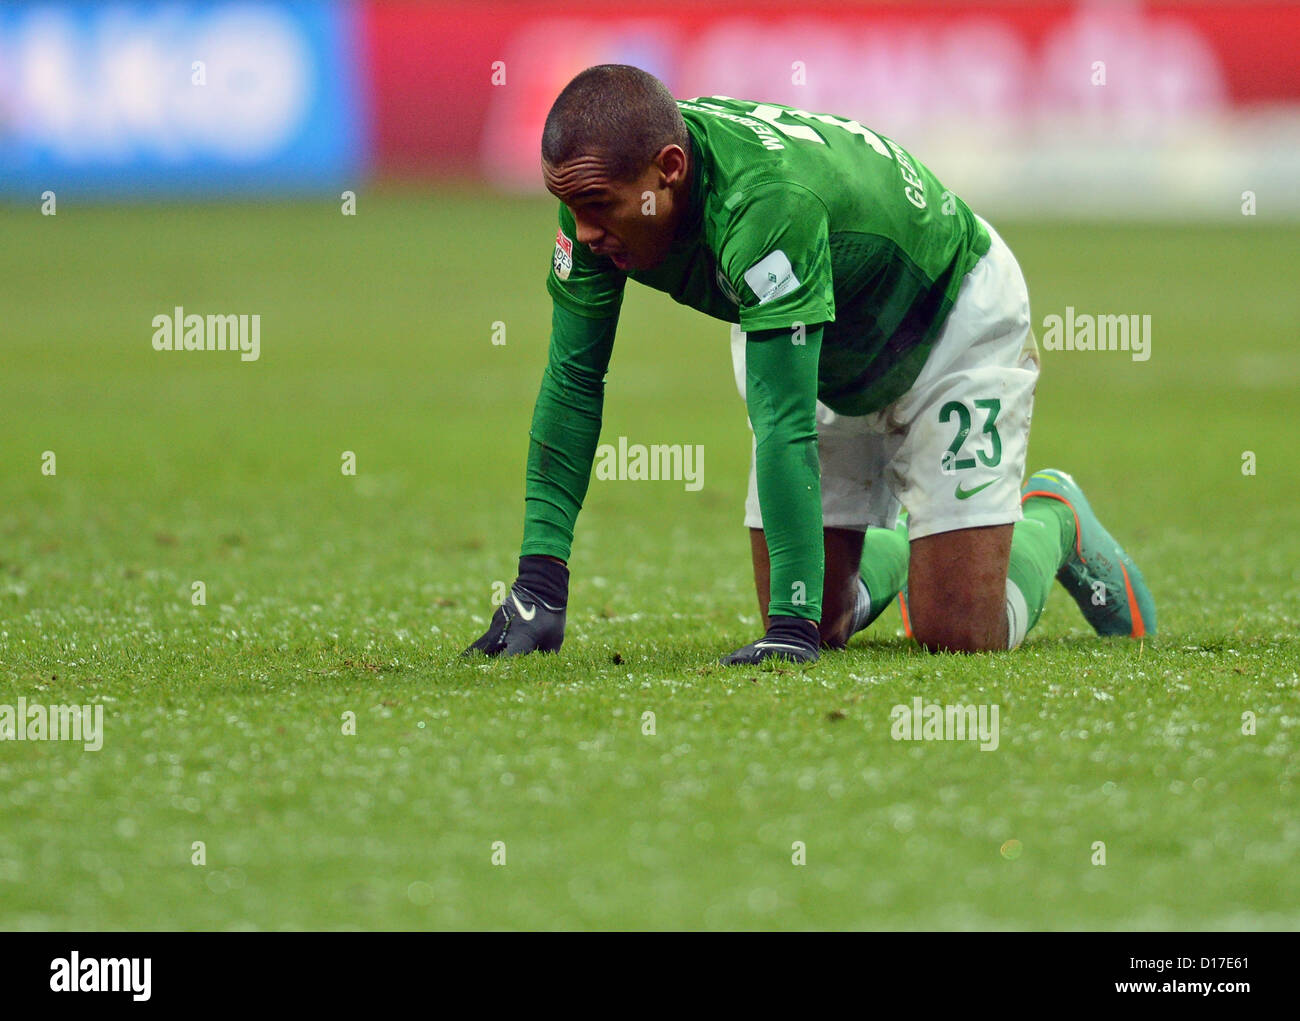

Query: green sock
[[1006, 497, 1077, 643], [852, 517, 911, 633]]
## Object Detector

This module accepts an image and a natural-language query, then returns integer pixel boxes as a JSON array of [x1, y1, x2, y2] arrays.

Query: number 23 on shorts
[[940, 398, 1002, 472]]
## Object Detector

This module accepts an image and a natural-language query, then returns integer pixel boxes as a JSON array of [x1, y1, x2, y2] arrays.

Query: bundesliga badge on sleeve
[[553, 227, 573, 280]]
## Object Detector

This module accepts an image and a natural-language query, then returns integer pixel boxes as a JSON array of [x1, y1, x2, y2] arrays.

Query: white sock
[[1005, 578, 1029, 650], [851, 577, 873, 635]]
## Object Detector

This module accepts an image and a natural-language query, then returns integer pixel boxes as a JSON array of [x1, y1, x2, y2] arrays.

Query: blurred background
[[2, 0, 1299, 216], [2, 1, 1299, 932]]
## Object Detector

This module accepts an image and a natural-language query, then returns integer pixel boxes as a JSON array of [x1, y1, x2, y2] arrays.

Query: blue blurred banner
[[0, 1, 367, 196]]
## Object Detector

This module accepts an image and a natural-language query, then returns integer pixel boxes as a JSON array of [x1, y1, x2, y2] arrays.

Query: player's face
[[543, 146, 688, 272]]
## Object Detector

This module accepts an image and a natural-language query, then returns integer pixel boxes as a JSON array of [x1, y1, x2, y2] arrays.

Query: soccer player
[[464, 64, 1155, 664]]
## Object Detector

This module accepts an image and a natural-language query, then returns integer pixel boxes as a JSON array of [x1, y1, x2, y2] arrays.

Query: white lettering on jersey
[[553, 227, 573, 281]]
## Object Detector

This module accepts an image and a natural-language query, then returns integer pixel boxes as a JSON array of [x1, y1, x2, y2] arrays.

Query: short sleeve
[[719, 183, 835, 334], [545, 203, 627, 320]]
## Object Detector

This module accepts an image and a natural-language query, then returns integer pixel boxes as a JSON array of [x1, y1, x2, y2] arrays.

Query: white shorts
[[734, 218, 1040, 540]]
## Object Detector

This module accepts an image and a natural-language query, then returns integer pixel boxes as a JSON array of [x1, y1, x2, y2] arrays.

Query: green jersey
[[523, 96, 991, 622]]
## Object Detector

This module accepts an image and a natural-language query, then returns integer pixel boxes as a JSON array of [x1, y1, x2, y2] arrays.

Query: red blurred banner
[[363, 1, 1300, 184]]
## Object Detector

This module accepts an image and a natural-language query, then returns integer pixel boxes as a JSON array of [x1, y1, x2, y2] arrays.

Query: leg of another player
[[907, 523, 1013, 652]]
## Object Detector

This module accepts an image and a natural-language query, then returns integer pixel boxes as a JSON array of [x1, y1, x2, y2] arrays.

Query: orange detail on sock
[[898, 592, 913, 639]]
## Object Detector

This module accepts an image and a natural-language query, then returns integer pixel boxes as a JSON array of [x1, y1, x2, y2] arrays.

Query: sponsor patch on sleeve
[[553, 227, 574, 281], [743, 250, 799, 304]]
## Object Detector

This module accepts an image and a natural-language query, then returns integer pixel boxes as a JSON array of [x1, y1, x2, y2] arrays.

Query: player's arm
[[521, 304, 617, 562], [464, 208, 625, 657], [463, 303, 617, 656], [717, 183, 835, 665], [718, 325, 825, 664]]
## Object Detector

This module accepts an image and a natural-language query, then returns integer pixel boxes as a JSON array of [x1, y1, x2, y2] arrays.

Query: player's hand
[[719, 616, 821, 666], [461, 556, 568, 658]]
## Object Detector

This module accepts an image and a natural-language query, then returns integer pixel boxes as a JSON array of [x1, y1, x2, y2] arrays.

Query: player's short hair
[[542, 65, 688, 181]]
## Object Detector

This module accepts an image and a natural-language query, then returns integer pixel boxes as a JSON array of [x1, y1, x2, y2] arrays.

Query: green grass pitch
[[1, 191, 1297, 929]]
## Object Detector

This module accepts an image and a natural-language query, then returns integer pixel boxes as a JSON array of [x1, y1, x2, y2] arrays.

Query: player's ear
[[654, 144, 687, 186]]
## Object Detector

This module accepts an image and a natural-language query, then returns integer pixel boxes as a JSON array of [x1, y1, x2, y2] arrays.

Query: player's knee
[[911, 615, 1005, 654]]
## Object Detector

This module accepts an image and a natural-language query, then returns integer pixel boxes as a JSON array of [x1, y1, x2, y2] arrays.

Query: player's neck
[[671, 139, 701, 242]]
